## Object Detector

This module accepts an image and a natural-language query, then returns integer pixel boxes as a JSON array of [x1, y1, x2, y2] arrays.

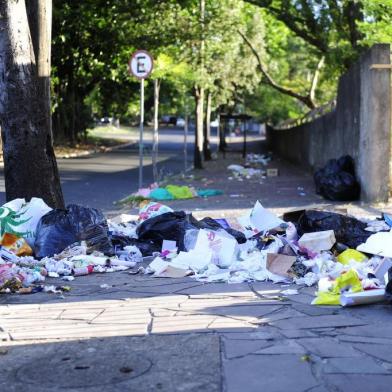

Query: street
[[0, 128, 196, 212]]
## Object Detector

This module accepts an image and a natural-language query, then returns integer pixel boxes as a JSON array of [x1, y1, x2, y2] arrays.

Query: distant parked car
[[160, 115, 177, 126], [99, 117, 113, 125], [176, 117, 185, 127]]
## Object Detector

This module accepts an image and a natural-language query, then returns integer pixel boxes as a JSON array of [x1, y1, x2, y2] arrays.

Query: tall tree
[[193, 0, 206, 169], [0, 0, 64, 208]]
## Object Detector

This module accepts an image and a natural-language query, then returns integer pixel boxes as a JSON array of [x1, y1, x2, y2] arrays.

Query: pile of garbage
[[227, 153, 274, 180], [129, 183, 223, 202], [0, 198, 141, 294], [136, 201, 392, 307], [1, 196, 392, 307]]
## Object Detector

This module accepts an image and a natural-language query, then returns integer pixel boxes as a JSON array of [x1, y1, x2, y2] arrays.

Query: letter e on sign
[[129, 50, 153, 79]]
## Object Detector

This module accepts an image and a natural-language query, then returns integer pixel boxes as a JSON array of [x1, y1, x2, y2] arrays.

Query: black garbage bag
[[137, 211, 247, 253], [110, 235, 161, 256], [297, 210, 371, 249], [137, 211, 197, 252], [314, 155, 360, 201], [194, 217, 247, 244], [35, 204, 114, 258]]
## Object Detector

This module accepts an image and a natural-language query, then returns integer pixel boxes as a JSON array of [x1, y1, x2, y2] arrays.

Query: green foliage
[[51, 0, 392, 138], [245, 85, 303, 124], [359, 1, 392, 46]]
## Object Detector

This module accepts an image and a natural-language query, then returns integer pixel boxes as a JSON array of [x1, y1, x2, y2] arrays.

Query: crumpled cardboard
[[266, 253, 296, 278]]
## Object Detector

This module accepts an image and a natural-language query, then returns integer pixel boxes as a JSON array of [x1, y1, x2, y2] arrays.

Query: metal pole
[[139, 78, 144, 189], [184, 113, 188, 173], [152, 79, 159, 182]]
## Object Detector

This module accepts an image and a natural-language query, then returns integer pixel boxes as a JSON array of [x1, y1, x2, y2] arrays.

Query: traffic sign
[[129, 50, 153, 79]]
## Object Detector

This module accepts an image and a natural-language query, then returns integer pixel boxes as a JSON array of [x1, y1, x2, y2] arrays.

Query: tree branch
[[309, 56, 325, 103], [244, 0, 329, 53], [238, 30, 316, 109]]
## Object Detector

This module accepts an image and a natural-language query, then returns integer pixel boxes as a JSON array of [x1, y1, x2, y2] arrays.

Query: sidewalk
[[1, 144, 392, 392]]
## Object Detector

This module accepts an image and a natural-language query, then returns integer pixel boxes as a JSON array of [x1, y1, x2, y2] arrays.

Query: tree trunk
[[218, 114, 227, 154], [203, 90, 212, 161], [194, 86, 204, 169], [0, 0, 64, 208], [152, 79, 160, 182]]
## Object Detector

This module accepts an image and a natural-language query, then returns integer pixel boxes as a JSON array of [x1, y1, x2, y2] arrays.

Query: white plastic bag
[[0, 198, 52, 246]]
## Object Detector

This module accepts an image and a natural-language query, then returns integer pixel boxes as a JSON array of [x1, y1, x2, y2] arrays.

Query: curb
[[55, 140, 137, 159]]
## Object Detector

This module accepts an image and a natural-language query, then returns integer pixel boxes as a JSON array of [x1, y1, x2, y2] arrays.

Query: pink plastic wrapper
[[138, 202, 173, 223]]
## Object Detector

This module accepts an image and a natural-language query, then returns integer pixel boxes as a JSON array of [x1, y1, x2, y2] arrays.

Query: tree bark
[[194, 86, 204, 169], [203, 90, 212, 161], [194, 0, 205, 169], [218, 113, 227, 154], [0, 0, 64, 208]]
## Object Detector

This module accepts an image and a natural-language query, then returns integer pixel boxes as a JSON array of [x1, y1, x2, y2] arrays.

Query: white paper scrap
[[162, 240, 177, 252], [357, 232, 392, 258], [172, 249, 212, 272], [239, 201, 284, 235], [148, 257, 169, 275]]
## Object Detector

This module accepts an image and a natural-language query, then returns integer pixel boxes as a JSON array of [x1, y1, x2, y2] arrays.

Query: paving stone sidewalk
[[2, 145, 392, 391]]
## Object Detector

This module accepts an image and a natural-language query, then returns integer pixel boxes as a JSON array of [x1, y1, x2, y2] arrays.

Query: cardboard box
[[266, 168, 279, 177]]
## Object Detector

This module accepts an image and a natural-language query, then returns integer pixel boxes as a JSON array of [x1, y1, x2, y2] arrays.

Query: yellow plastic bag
[[165, 185, 194, 199], [312, 269, 363, 305], [337, 249, 367, 265], [1, 232, 33, 256]]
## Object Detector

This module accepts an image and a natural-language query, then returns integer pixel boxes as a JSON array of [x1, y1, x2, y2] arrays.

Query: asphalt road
[[0, 126, 261, 213], [0, 128, 198, 213]]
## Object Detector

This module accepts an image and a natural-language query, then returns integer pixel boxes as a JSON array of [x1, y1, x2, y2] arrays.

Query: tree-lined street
[[1, 1, 392, 391]]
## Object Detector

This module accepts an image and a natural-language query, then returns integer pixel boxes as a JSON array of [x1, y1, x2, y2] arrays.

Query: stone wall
[[267, 44, 391, 203]]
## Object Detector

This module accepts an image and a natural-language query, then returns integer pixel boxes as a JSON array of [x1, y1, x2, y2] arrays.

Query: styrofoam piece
[[340, 289, 386, 307], [298, 230, 336, 252]]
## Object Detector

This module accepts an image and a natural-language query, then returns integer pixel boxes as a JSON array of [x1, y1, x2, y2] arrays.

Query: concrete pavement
[[2, 270, 392, 391]]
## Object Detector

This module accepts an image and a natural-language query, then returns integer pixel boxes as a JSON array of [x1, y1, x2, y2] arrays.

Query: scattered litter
[[266, 168, 279, 177], [0, 195, 391, 309], [123, 184, 223, 204]]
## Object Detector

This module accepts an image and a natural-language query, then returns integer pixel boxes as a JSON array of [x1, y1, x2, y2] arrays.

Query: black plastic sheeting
[[297, 210, 372, 249], [136, 211, 247, 254]]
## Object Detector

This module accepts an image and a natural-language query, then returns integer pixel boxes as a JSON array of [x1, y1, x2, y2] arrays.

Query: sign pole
[[139, 78, 144, 189], [129, 49, 153, 190]]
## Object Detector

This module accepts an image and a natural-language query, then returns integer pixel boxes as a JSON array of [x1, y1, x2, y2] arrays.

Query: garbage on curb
[[227, 153, 273, 180], [0, 197, 392, 308], [125, 183, 223, 203]]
